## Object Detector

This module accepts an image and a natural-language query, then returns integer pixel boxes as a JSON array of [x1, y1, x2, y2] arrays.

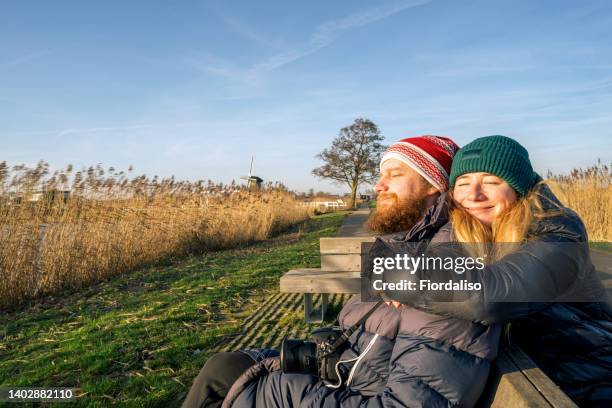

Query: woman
[[391, 135, 612, 407]]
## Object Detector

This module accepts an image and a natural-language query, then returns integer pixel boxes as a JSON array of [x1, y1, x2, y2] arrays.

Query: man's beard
[[367, 192, 430, 234]]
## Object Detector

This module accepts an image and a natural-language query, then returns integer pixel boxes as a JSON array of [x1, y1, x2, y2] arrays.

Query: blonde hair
[[450, 181, 562, 261]]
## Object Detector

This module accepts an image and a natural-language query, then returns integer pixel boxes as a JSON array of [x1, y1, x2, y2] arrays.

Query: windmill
[[241, 156, 263, 191]]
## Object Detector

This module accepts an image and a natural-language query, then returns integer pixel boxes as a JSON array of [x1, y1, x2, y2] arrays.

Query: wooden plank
[[280, 269, 361, 293], [505, 343, 577, 408], [321, 254, 362, 271], [319, 236, 375, 254], [479, 343, 578, 408], [484, 350, 552, 408]]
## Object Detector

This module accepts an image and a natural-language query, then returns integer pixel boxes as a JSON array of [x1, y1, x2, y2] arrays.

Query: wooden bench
[[280, 237, 373, 322], [280, 235, 584, 407]]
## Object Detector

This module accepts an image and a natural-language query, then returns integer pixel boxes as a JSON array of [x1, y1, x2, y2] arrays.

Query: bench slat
[[321, 254, 362, 271], [482, 344, 578, 408], [280, 269, 360, 293], [320, 237, 375, 254], [504, 344, 577, 407], [484, 350, 551, 408]]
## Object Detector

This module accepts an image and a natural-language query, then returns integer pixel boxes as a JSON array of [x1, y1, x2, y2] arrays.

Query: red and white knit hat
[[380, 135, 459, 192]]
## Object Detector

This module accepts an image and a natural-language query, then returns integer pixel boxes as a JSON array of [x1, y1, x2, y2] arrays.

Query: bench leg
[[321, 293, 328, 318], [304, 293, 328, 323]]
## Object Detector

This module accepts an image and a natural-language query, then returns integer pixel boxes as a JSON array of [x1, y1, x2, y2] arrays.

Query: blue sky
[[2, 0, 611, 193]]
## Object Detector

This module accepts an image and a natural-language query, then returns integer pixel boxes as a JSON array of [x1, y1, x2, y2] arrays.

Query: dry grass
[[546, 160, 611, 241], [0, 161, 309, 310]]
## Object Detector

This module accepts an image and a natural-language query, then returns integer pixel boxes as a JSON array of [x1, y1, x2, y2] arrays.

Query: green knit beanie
[[449, 135, 538, 196]]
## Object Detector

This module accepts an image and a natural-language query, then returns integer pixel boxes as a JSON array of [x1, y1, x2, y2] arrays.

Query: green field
[[590, 241, 612, 253], [0, 212, 346, 407]]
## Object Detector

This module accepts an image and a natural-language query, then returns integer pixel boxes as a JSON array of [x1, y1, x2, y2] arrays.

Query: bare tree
[[313, 118, 386, 209]]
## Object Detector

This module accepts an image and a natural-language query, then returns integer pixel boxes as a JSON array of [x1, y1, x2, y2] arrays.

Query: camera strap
[[323, 300, 384, 355]]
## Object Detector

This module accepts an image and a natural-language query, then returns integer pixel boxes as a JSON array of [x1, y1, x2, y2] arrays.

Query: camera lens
[[280, 338, 318, 375]]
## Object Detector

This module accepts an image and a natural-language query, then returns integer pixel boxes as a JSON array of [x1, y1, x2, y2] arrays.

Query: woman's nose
[[467, 183, 485, 201]]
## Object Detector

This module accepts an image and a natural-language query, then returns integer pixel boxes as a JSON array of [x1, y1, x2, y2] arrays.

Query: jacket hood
[[527, 180, 588, 242]]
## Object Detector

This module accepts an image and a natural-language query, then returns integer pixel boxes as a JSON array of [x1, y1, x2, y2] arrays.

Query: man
[[187, 136, 502, 408], [367, 135, 458, 309]]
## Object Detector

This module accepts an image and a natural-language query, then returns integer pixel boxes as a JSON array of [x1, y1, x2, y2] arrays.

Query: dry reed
[[0, 161, 309, 310], [546, 160, 611, 241]]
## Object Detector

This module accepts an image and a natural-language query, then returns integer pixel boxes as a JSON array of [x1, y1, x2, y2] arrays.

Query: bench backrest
[[319, 237, 375, 272]]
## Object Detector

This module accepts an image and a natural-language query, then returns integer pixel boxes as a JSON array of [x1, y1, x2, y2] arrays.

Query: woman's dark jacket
[[371, 184, 612, 407], [222, 194, 501, 408]]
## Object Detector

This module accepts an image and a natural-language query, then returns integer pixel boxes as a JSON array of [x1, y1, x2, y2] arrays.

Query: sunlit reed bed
[[0, 161, 310, 310]]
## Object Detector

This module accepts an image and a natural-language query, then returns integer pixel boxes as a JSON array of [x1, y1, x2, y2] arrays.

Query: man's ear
[[423, 189, 441, 208], [426, 185, 439, 196]]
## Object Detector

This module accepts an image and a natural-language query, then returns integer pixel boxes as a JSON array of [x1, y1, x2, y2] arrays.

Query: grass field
[[590, 241, 612, 253], [0, 212, 345, 407]]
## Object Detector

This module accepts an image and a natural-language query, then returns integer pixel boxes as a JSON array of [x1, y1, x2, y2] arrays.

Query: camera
[[280, 327, 346, 383], [280, 300, 383, 385]]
